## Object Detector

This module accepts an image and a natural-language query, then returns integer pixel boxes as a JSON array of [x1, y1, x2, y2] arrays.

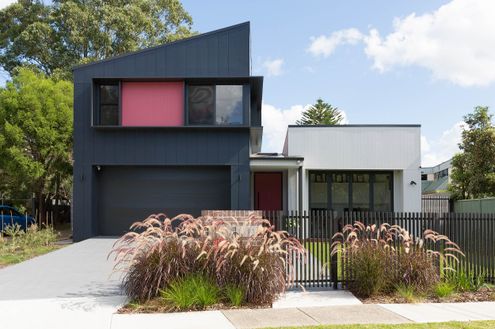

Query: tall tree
[[296, 98, 344, 125], [0, 0, 194, 78], [0, 68, 73, 220], [449, 106, 495, 199]]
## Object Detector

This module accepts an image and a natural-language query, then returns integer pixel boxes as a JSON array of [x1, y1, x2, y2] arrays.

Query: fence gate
[[264, 211, 340, 288]]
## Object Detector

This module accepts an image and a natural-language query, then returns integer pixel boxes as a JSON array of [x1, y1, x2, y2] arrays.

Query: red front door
[[254, 172, 283, 211]]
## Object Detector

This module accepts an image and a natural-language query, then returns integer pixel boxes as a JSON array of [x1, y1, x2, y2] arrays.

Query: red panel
[[122, 82, 184, 126], [254, 172, 282, 211]]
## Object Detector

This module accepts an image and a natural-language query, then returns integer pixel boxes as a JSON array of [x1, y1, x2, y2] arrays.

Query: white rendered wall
[[285, 126, 421, 212]]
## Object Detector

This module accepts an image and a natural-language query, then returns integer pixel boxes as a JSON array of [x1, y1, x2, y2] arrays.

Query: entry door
[[254, 172, 283, 211]]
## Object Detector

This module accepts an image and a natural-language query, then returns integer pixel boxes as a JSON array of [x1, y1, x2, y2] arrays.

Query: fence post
[[331, 211, 341, 289]]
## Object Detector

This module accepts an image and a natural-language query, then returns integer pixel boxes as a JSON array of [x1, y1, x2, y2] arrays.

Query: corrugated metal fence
[[264, 211, 495, 288]]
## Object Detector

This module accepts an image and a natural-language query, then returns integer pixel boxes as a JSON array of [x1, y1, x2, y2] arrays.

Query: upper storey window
[[98, 84, 119, 125], [188, 85, 244, 125]]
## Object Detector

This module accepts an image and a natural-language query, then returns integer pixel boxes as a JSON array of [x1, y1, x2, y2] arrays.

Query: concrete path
[[0, 238, 126, 329]]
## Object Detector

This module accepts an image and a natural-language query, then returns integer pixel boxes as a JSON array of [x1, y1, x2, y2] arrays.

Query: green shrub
[[331, 222, 463, 298], [347, 243, 388, 297], [395, 284, 417, 303], [111, 214, 305, 304], [434, 282, 455, 298], [161, 275, 219, 310], [224, 285, 244, 307], [447, 270, 485, 292]]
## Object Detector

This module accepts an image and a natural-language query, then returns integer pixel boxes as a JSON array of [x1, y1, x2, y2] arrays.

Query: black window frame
[[308, 170, 394, 213], [185, 83, 249, 127], [93, 81, 121, 126]]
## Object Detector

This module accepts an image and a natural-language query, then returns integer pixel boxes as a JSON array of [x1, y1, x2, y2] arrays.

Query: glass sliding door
[[352, 173, 370, 211], [309, 173, 328, 210], [374, 173, 392, 211], [309, 171, 393, 212], [331, 173, 349, 212]]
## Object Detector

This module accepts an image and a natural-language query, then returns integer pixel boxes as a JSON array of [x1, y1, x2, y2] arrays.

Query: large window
[[309, 171, 393, 212], [188, 85, 244, 125], [96, 84, 119, 125]]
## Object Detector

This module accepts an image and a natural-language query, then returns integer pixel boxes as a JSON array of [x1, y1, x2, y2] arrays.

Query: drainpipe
[[298, 166, 303, 214]]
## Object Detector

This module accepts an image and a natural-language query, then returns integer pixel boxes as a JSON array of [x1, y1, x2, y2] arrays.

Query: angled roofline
[[72, 21, 250, 71], [288, 124, 421, 128]]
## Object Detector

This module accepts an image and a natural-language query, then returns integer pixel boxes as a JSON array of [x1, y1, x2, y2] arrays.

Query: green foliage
[[332, 222, 463, 298], [347, 243, 387, 297], [0, 224, 58, 266], [434, 282, 455, 298], [446, 270, 486, 292], [224, 285, 244, 307], [0, 68, 73, 216], [161, 275, 219, 310], [395, 284, 418, 303], [296, 99, 343, 125], [450, 106, 495, 199], [0, 0, 195, 78]]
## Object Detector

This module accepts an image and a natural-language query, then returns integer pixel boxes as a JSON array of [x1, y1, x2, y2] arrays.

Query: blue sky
[[182, 0, 495, 166], [2, 0, 494, 166]]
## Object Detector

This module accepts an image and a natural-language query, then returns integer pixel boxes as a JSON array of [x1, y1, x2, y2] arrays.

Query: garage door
[[97, 166, 230, 236]]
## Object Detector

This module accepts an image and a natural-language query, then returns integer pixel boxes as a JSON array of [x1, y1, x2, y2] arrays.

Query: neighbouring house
[[72, 22, 422, 241], [421, 158, 452, 195]]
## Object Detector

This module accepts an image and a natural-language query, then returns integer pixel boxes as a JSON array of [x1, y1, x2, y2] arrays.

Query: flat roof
[[288, 124, 421, 128]]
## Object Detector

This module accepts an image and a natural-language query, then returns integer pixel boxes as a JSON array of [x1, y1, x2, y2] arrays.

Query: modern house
[[251, 125, 421, 214], [421, 158, 452, 195], [72, 22, 422, 241]]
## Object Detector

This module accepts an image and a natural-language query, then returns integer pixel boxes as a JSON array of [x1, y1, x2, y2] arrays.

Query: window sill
[[91, 125, 251, 129]]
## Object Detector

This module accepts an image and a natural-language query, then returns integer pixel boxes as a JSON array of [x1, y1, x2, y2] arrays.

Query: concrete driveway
[[0, 238, 126, 329]]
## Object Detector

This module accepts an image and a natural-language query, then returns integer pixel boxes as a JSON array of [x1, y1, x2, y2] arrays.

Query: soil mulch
[[118, 299, 270, 314], [360, 287, 495, 304]]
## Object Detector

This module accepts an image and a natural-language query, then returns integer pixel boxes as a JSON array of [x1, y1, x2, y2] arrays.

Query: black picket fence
[[263, 211, 495, 289]]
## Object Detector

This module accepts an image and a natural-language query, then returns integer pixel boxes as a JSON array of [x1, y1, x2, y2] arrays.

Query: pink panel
[[122, 82, 184, 126]]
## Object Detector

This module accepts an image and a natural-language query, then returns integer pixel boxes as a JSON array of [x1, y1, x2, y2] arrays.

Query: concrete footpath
[[109, 302, 495, 329]]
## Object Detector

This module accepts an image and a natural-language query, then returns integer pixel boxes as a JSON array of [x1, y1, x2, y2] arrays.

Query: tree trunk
[[37, 189, 46, 226]]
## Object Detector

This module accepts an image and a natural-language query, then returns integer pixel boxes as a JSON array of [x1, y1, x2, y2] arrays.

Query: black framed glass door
[[309, 171, 393, 212]]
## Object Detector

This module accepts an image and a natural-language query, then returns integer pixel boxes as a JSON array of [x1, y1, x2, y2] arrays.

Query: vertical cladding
[[72, 23, 254, 241]]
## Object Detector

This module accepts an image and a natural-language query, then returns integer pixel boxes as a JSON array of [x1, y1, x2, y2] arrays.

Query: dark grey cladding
[[72, 22, 259, 241]]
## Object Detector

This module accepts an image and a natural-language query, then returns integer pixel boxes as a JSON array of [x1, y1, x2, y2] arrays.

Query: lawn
[[0, 245, 60, 268], [304, 241, 343, 279], [262, 320, 495, 329], [0, 225, 61, 269]]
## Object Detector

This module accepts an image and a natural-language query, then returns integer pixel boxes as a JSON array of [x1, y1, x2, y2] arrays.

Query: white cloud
[[261, 103, 349, 153], [309, 0, 495, 86], [307, 28, 363, 57], [422, 121, 465, 167], [263, 58, 284, 77], [261, 103, 307, 152], [0, 0, 16, 9]]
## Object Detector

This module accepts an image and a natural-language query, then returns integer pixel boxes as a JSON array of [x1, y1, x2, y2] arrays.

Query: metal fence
[[263, 211, 495, 288], [422, 194, 452, 213]]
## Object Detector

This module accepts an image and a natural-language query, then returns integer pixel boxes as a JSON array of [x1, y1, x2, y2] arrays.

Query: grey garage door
[[97, 166, 230, 236]]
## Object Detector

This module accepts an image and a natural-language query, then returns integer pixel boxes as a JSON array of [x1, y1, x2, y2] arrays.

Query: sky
[[2, 0, 495, 167]]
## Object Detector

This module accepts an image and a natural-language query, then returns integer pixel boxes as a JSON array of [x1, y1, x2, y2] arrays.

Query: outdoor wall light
[[410, 180, 417, 186]]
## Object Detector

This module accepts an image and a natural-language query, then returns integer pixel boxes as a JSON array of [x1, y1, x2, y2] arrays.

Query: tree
[[0, 68, 73, 221], [0, 0, 194, 78], [296, 98, 344, 125], [449, 106, 495, 199]]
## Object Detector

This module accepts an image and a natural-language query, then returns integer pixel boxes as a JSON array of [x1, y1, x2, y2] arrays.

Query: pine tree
[[296, 98, 343, 125]]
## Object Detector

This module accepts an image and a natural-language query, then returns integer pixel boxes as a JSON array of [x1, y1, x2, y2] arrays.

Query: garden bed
[[118, 298, 270, 314], [0, 224, 62, 268], [360, 286, 495, 304]]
